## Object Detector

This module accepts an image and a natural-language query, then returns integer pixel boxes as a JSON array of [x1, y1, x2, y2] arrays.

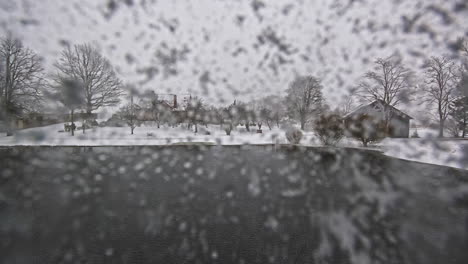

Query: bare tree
[[257, 95, 286, 129], [267, 95, 286, 128], [285, 75, 323, 130], [339, 96, 356, 116], [222, 102, 236, 135], [186, 96, 204, 133], [119, 95, 140, 135], [54, 43, 123, 115], [258, 106, 273, 130], [422, 56, 458, 137], [52, 78, 86, 136], [357, 56, 413, 134], [150, 98, 172, 129], [0, 37, 44, 135], [358, 57, 412, 106]]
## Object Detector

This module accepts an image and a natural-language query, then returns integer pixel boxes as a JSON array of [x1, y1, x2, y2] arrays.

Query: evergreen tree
[[450, 97, 468, 137]]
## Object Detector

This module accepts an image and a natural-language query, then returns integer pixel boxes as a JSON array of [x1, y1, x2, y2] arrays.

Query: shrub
[[224, 123, 233, 136], [285, 127, 303, 144], [313, 114, 344, 146], [87, 119, 99, 126], [345, 114, 386, 147], [411, 129, 420, 138]]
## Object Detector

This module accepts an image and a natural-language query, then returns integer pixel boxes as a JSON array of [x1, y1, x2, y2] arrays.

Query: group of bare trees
[[418, 42, 468, 138], [283, 43, 468, 146], [421, 57, 458, 137], [272, 45, 468, 142], [0, 37, 45, 135], [0, 36, 123, 136], [197, 75, 323, 138], [353, 41, 468, 138]]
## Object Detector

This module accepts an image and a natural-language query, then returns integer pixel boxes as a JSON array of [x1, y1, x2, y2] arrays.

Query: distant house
[[344, 100, 413, 138], [136, 92, 192, 123]]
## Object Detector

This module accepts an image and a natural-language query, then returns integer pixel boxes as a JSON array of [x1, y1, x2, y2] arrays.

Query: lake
[[1, 145, 467, 264]]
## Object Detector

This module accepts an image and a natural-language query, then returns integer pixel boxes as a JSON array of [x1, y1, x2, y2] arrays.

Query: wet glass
[[1, 1, 468, 263]]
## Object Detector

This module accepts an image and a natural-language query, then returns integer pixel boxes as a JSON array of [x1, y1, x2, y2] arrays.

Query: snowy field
[[0, 123, 297, 146], [0, 123, 467, 170]]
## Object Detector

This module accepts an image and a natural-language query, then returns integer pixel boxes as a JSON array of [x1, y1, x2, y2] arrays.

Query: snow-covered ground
[[0, 122, 317, 147], [0, 123, 466, 170], [0, 123, 295, 146], [380, 128, 468, 170]]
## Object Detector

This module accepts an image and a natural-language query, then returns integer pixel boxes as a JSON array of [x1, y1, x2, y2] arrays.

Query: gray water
[[1, 145, 467, 264]]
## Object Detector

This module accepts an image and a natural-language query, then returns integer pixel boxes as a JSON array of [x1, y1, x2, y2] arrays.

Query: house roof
[[345, 100, 413, 120]]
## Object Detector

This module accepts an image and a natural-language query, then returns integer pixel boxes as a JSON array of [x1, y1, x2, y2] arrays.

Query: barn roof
[[345, 100, 413, 120]]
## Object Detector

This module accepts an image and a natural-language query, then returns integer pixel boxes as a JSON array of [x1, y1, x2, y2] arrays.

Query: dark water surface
[[1, 146, 467, 264]]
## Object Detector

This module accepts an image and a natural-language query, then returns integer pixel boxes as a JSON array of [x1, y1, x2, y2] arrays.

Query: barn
[[345, 100, 413, 138]]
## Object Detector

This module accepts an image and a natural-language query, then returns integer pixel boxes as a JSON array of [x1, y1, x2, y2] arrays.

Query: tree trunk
[[463, 117, 467, 138], [3, 88, 13, 136], [71, 110, 75, 136], [266, 120, 272, 130], [4, 110, 13, 136], [438, 119, 445, 138], [384, 120, 390, 137], [383, 105, 392, 137], [86, 104, 93, 115], [300, 121, 305, 130], [194, 123, 198, 133], [156, 112, 160, 128], [463, 123, 466, 138], [131, 126, 134, 135], [362, 140, 368, 147], [226, 123, 232, 136], [245, 123, 250, 132], [4, 53, 13, 136]]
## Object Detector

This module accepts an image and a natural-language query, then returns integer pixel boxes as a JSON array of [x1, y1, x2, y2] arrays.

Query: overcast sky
[[1, 0, 467, 115]]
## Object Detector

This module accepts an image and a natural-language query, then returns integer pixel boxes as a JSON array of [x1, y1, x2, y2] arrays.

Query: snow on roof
[[345, 100, 413, 120]]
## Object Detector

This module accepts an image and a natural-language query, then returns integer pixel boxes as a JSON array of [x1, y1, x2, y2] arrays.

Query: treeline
[[1, 35, 468, 141], [116, 94, 287, 135]]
